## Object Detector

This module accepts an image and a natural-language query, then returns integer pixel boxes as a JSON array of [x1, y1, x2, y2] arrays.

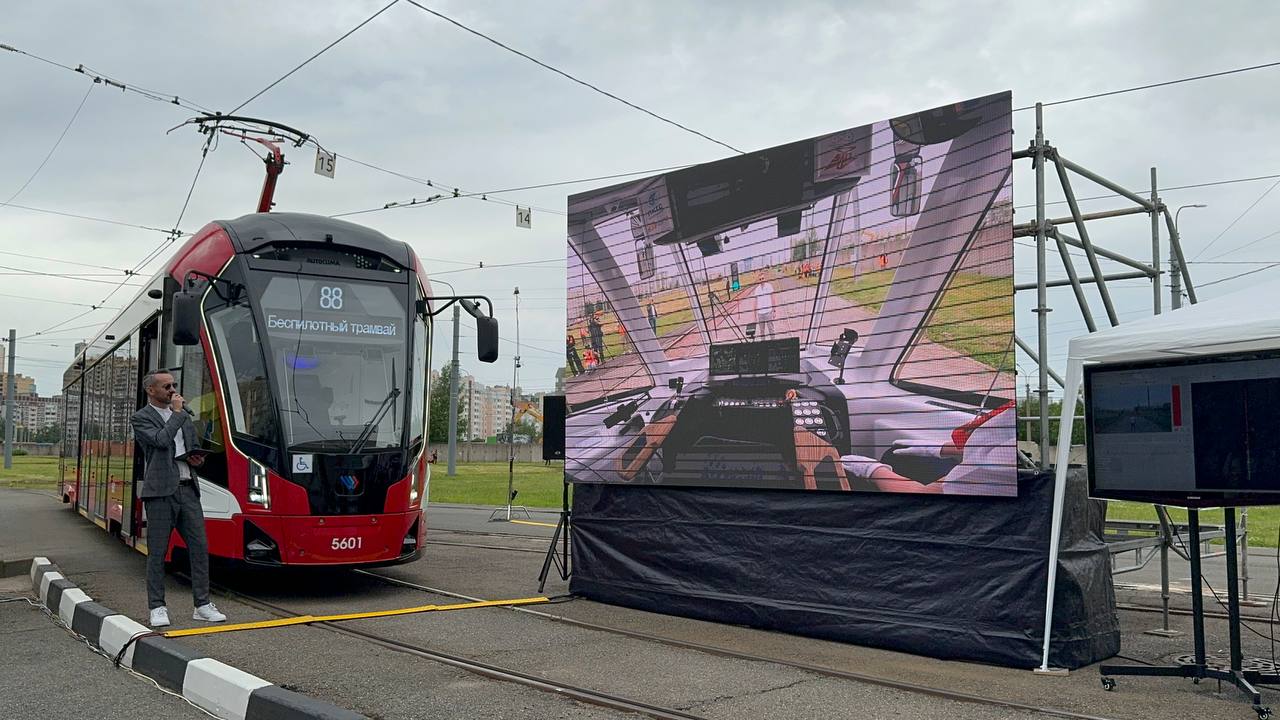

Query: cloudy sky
[[2, 0, 1278, 399]]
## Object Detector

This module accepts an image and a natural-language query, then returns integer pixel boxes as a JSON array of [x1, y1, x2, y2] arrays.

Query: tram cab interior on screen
[[566, 94, 1018, 495]]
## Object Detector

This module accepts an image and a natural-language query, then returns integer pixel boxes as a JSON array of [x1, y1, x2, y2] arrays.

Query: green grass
[[815, 267, 1014, 370], [0, 455, 61, 488], [922, 274, 1014, 370], [428, 462, 567, 508], [2, 456, 569, 507], [27, 455, 1276, 542], [1106, 501, 1280, 549]]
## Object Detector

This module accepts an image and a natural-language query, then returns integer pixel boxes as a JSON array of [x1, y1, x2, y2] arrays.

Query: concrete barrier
[[28, 557, 367, 720], [0, 442, 60, 456], [429, 442, 551, 464]]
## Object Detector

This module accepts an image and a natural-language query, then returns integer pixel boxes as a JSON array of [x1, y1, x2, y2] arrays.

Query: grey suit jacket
[[130, 404, 198, 499]]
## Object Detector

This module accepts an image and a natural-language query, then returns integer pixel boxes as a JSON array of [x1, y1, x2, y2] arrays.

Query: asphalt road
[[0, 573, 208, 719], [3, 488, 1278, 720]]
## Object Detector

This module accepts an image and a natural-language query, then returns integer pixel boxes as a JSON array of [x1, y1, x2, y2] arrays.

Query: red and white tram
[[59, 211, 497, 566]]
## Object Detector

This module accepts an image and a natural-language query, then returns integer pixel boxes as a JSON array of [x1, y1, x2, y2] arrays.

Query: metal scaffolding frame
[[1015, 103, 1239, 667], [1012, 103, 1198, 467]]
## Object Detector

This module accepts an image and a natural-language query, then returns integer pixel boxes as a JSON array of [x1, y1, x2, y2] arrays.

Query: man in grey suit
[[131, 371, 227, 628]]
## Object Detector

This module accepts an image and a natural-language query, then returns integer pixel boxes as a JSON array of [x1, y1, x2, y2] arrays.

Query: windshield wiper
[[350, 387, 401, 454]]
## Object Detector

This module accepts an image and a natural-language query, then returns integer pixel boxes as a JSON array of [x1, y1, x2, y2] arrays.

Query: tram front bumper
[[243, 510, 423, 566]]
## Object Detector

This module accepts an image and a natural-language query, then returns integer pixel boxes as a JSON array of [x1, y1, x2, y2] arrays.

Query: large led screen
[[565, 91, 1016, 496]]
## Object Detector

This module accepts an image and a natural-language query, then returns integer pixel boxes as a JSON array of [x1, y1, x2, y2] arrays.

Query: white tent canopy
[[1039, 281, 1280, 670]]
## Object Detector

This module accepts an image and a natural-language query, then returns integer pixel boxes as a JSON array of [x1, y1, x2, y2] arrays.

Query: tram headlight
[[248, 459, 270, 509]]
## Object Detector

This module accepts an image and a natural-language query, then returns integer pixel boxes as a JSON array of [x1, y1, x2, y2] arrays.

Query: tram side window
[[106, 340, 137, 510], [182, 340, 228, 487], [61, 378, 83, 488], [208, 303, 279, 451], [410, 307, 429, 447]]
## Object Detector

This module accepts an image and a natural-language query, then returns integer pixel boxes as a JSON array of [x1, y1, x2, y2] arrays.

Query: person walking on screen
[[588, 311, 606, 362], [566, 334, 584, 376], [753, 282, 777, 339], [131, 372, 227, 628]]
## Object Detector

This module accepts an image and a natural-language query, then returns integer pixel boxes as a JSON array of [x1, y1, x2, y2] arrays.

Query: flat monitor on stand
[[1086, 349, 1280, 718]]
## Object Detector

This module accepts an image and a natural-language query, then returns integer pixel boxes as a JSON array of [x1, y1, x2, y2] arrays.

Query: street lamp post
[[1171, 204, 1207, 310], [431, 278, 462, 477]]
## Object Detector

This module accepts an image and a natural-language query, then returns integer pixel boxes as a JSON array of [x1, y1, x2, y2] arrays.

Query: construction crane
[[512, 400, 544, 425]]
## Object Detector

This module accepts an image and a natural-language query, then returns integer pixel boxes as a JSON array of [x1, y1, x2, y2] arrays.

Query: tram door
[[130, 318, 160, 543]]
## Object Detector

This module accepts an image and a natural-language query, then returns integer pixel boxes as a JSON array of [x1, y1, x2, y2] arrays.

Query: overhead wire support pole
[[491, 286, 530, 522], [1033, 103, 1051, 469], [1162, 208, 1199, 305], [1151, 168, 1162, 315], [447, 303, 460, 476], [3, 329, 14, 470]]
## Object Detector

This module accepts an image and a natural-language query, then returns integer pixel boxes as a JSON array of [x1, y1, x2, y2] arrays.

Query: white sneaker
[[149, 607, 170, 628], [193, 603, 227, 623]]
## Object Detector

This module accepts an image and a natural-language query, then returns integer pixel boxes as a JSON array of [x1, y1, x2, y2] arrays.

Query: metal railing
[[1105, 506, 1254, 634]]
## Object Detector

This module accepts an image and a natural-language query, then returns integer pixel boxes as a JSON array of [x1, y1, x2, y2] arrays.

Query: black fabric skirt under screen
[[570, 468, 1118, 669]]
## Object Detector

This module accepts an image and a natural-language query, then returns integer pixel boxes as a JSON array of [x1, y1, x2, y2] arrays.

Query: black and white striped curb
[[29, 557, 367, 720]]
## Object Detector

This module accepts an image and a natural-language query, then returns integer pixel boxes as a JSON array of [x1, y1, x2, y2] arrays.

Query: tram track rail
[[423, 538, 547, 554], [204, 579, 714, 720], [356, 570, 1127, 720]]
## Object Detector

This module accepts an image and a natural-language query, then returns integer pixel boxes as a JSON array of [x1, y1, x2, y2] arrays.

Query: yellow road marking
[[162, 596, 550, 638], [509, 519, 557, 528]]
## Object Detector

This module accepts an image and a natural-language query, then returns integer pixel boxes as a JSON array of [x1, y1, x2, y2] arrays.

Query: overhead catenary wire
[[1013, 171, 1280, 211], [0, 249, 132, 272], [23, 133, 215, 342], [230, 0, 400, 114], [2, 82, 94, 206], [1196, 262, 1280, 290], [0, 42, 211, 113], [8, 38, 1278, 257], [1192, 177, 1280, 260], [0, 264, 141, 286], [0, 292, 117, 309], [1, 201, 183, 235], [404, 0, 743, 155], [1013, 58, 1280, 112]]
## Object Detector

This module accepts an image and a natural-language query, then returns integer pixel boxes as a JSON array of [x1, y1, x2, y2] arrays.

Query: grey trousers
[[144, 483, 210, 610]]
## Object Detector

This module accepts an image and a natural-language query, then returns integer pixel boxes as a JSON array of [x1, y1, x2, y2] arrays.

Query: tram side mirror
[[476, 316, 500, 363], [890, 157, 922, 217], [636, 238, 656, 280], [172, 289, 203, 346]]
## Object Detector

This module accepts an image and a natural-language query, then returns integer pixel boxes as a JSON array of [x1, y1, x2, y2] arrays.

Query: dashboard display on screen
[[709, 339, 801, 376], [1085, 349, 1280, 507]]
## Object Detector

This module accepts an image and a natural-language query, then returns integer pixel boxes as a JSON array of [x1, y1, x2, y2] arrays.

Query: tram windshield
[[214, 274, 413, 451]]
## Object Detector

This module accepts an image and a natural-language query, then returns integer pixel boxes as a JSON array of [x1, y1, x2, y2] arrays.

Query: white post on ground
[[4, 329, 15, 470], [491, 287, 529, 521], [447, 303, 460, 476]]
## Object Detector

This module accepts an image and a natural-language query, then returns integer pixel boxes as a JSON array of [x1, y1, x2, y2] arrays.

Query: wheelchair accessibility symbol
[[293, 454, 314, 474]]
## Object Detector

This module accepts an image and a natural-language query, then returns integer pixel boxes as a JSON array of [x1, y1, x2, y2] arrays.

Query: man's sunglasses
[[160, 383, 177, 390]]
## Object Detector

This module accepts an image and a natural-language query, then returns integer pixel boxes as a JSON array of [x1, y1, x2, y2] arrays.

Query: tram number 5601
[[331, 537, 363, 551]]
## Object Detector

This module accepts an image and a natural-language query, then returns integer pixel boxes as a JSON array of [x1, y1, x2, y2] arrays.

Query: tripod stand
[[1100, 507, 1277, 719], [537, 480, 571, 593]]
